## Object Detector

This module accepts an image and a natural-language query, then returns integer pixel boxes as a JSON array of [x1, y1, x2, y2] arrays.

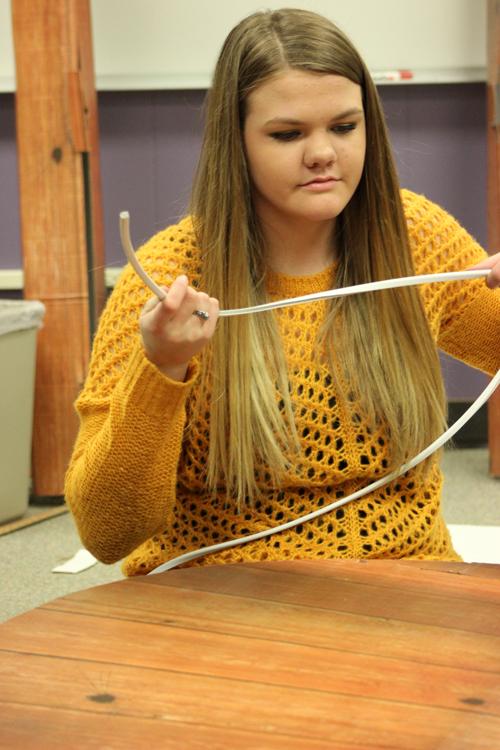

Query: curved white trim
[[149, 371, 499, 574], [115, 212, 499, 573], [119, 235, 496, 573]]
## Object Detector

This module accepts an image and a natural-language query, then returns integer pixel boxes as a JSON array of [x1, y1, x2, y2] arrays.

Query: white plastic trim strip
[[150, 371, 499, 574], [118, 210, 499, 574]]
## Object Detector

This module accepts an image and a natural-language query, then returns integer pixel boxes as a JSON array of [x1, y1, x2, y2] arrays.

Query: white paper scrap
[[448, 525, 500, 564], [52, 548, 98, 574]]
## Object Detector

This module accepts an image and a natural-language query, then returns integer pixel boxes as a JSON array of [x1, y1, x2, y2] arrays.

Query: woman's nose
[[304, 134, 337, 168]]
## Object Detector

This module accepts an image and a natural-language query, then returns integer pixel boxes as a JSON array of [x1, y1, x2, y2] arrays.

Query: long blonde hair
[[190, 8, 446, 505]]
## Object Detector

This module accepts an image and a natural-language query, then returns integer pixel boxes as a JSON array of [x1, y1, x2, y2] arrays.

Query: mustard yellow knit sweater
[[65, 191, 500, 574]]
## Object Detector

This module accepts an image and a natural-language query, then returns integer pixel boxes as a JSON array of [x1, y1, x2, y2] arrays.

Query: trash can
[[0, 300, 45, 524]]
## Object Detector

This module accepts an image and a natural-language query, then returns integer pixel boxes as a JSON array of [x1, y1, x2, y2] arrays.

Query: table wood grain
[[1, 559, 500, 749]]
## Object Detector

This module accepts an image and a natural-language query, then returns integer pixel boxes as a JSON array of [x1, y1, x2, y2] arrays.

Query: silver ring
[[194, 309, 209, 321]]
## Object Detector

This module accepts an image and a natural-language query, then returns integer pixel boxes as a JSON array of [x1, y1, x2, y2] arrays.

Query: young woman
[[65, 8, 500, 574]]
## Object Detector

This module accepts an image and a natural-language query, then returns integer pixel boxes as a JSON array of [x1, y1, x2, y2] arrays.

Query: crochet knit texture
[[65, 191, 500, 574]]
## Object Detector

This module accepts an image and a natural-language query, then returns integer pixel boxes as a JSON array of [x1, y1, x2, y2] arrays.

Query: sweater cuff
[[118, 340, 200, 417]]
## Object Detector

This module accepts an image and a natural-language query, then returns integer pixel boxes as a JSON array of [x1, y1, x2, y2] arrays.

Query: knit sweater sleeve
[[403, 190, 500, 375], [64, 219, 201, 563]]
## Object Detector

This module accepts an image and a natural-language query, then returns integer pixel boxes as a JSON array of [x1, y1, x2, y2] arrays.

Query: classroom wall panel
[[0, 0, 488, 90]]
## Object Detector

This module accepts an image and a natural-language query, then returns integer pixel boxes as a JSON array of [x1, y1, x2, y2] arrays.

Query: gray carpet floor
[[1, 447, 498, 623]]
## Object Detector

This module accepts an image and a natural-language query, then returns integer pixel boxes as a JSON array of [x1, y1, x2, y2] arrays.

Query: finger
[[142, 287, 168, 314], [175, 288, 210, 325], [193, 295, 219, 329], [206, 297, 220, 333], [148, 276, 189, 326], [143, 296, 160, 314], [192, 292, 212, 323], [486, 262, 500, 289], [181, 294, 219, 333], [468, 254, 500, 289], [160, 275, 189, 312], [468, 252, 500, 270], [208, 296, 220, 319]]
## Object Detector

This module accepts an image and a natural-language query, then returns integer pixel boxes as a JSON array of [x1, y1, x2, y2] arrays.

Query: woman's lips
[[300, 177, 339, 191]]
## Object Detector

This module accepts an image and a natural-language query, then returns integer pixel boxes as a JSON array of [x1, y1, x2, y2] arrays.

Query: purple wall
[[0, 94, 20, 268], [0, 83, 489, 398]]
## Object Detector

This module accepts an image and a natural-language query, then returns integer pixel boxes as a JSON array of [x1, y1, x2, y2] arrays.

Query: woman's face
[[243, 69, 366, 230]]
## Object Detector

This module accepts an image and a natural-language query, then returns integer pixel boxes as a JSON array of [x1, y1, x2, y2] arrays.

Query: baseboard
[[29, 495, 65, 507], [0, 267, 122, 290]]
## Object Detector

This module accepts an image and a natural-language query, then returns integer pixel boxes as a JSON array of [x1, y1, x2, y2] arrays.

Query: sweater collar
[[265, 262, 337, 297]]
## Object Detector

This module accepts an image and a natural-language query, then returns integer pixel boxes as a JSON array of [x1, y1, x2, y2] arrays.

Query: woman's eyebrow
[[264, 107, 364, 126]]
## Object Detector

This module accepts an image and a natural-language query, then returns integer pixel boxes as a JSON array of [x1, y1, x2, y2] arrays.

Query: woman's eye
[[269, 123, 356, 140], [332, 123, 356, 134], [270, 130, 301, 141]]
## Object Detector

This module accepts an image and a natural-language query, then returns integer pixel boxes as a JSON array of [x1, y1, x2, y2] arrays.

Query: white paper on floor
[[448, 524, 500, 564], [52, 548, 98, 574]]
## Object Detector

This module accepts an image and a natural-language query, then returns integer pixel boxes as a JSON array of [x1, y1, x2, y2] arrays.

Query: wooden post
[[487, 0, 500, 476], [12, 0, 105, 500]]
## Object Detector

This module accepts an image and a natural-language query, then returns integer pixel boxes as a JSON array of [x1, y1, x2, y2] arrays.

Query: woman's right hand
[[140, 275, 219, 381]]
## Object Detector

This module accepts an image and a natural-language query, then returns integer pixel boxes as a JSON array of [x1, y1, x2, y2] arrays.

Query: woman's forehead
[[245, 70, 363, 120]]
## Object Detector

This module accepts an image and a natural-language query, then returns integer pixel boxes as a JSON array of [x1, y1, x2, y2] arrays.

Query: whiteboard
[[0, 0, 487, 91]]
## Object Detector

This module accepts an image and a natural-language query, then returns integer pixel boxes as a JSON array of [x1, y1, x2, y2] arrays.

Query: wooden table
[[1, 559, 500, 749]]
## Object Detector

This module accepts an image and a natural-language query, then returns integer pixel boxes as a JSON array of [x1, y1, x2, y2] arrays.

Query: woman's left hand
[[469, 252, 500, 289]]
